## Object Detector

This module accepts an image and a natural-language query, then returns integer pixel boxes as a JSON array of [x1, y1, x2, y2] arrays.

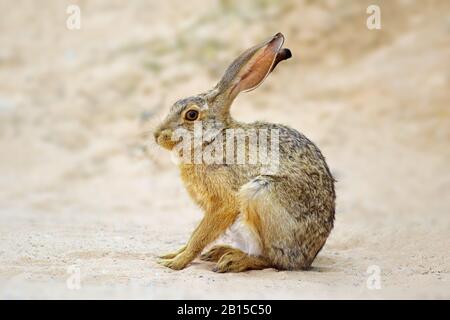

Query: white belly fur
[[226, 215, 262, 256]]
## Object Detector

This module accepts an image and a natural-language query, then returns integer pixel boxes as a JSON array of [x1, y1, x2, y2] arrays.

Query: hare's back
[[249, 122, 332, 175], [248, 121, 335, 215]]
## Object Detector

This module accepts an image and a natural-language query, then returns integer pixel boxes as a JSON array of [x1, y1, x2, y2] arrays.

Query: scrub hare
[[154, 33, 335, 272]]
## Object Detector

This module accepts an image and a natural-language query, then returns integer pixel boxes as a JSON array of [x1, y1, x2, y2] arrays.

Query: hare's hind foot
[[200, 245, 234, 262], [212, 248, 269, 273]]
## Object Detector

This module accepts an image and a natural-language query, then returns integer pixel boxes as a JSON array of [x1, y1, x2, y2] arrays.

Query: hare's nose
[[153, 129, 161, 142], [154, 129, 171, 143]]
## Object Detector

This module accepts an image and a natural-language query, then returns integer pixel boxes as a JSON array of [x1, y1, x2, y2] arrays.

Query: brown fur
[[155, 33, 335, 272]]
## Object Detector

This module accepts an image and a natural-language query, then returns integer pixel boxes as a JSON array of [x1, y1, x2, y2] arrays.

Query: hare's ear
[[210, 33, 291, 110]]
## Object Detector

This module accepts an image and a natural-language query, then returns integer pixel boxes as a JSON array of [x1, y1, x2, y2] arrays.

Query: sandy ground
[[0, 0, 449, 299]]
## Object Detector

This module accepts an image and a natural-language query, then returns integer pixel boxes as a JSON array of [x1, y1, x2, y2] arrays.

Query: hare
[[154, 33, 335, 272]]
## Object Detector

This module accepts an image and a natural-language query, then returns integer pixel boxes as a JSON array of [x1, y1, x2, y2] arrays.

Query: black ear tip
[[283, 48, 292, 60], [274, 32, 284, 39]]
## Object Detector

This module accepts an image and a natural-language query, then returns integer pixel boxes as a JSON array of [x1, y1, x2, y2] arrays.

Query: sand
[[0, 0, 449, 299]]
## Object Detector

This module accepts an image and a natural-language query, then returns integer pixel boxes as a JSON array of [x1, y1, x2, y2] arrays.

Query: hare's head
[[154, 32, 291, 150]]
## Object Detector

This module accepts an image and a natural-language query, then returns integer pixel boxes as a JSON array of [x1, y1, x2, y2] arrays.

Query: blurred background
[[0, 0, 449, 299]]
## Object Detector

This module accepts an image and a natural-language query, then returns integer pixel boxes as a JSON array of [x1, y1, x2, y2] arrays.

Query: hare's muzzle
[[154, 128, 177, 150], [154, 129, 168, 143]]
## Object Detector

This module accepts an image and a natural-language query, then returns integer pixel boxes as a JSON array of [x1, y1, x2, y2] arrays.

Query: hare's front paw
[[158, 253, 192, 270], [159, 252, 178, 259], [159, 245, 186, 259]]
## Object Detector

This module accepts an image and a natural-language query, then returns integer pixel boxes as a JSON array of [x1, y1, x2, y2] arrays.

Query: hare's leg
[[159, 209, 227, 260], [237, 176, 299, 270], [159, 208, 237, 270], [239, 176, 330, 270], [158, 215, 209, 259], [159, 216, 206, 259], [200, 245, 234, 262], [213, 249, 269, 273]]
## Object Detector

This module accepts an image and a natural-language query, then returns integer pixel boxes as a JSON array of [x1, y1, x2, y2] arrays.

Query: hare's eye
[[185, 110, 199, 121]]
